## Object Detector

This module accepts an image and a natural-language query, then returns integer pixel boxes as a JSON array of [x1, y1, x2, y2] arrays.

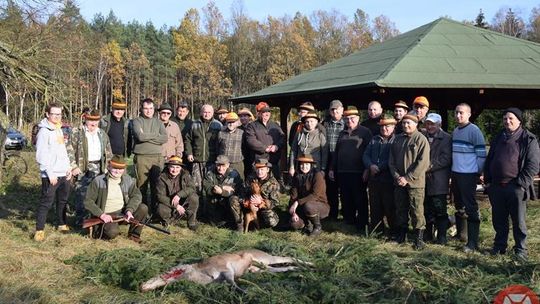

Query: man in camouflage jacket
[[70, 110, 113, 226], [203, 155, 244, 229]]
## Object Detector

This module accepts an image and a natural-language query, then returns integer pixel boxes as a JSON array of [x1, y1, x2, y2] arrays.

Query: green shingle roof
[[233, 18, 540, 102]]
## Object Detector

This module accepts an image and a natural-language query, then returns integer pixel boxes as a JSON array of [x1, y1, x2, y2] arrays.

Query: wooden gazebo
[[231, 18, 540, 133]]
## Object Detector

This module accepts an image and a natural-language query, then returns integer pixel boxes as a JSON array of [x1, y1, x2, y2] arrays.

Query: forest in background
[[1, 0, 539, 131]]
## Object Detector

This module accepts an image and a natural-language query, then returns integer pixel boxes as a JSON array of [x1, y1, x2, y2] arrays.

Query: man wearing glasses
[[158, 102, 183, 159], [34, 103, 74, 241]]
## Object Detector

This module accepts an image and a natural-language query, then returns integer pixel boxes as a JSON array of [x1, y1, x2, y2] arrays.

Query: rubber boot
[[435, 217, 449, 245], [455, 212, 468, 242], [413, 229, 426, 250], [308, 215, 322, 237], [463, 221, 480, 253], [395, 228, 407, 244], [186, 211, 198, 231], [424, 222, 434, 242]]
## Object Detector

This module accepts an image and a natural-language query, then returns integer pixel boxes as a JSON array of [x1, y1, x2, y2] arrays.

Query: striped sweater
[[451, 123, 486, 174]]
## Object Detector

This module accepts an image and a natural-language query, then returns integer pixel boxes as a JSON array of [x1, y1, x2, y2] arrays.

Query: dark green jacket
[[203, 168, 244, 200], [185, 118, 222, 162], [132, 116, 168, 155], [156, 170, 197, 206], [84, 173, 142, 217]]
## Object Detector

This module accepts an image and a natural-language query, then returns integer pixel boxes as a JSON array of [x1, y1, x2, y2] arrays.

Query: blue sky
[[78, 0, 538, 32]]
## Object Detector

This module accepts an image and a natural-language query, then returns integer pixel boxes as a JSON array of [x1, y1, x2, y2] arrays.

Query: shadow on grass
[[0, 280, 51, 304]]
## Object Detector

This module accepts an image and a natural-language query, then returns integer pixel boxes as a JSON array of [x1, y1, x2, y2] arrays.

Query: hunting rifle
[[82, 216, 171, 235]]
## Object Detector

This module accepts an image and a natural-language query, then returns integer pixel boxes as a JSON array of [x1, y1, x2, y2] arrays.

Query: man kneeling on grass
[[84, 156, 148, 243]]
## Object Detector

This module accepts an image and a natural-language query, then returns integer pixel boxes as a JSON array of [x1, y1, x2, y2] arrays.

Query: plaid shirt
[[322, 118, 345, 153], [218, 128, 244, 163]]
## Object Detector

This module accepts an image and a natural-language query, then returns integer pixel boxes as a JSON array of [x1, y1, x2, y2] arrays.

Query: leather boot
[[463, 220, 480, 253], [424, 222, 434, 242], [186, 211, 198, 231], [395, 228, 407, 244], [413, 229, 426, 250], [435, 216, 449, 245], [455, 212, 468, 242], [308, 215, 322, 237]]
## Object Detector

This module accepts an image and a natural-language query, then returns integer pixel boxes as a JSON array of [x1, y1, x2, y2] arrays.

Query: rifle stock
[[82, 216, 171, 235]]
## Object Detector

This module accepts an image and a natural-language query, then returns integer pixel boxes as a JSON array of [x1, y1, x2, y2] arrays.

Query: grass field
[[0, 152, 538, 303]]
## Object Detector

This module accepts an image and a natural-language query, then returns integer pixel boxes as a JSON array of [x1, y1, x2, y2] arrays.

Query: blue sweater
[[451, 123, 486, 174]]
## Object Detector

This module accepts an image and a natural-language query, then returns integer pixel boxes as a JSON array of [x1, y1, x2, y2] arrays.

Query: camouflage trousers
[[75, 163, 101, 224], [206, 195, 243, 226], [424, 194, 448, 224], [394, 186, 426, 230], [230, 199, 279, 228], [191, 161, 214, 193]]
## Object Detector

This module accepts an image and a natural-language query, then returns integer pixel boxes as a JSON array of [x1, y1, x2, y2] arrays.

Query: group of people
[[33, 96, 539, 260]]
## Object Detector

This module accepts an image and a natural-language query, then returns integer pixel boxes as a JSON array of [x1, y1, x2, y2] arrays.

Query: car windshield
[[7, 127, 18, 134]]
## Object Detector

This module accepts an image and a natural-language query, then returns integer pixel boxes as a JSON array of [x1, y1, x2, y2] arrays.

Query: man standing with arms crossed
[[451, 103, 487, 253], [132, 98, 168, 203]]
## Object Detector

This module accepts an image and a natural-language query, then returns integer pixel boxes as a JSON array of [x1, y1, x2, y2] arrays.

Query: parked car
[[4, 127, 27, 150]]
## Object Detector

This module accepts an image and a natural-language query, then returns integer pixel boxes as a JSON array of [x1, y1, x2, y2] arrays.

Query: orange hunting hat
[[256, 102, 271, 113], [413, 96, 429, 108], [225, 112, 239, 122]]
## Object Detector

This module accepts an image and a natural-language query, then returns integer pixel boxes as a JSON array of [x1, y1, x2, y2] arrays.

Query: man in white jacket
[[34, 103, 74, 241]]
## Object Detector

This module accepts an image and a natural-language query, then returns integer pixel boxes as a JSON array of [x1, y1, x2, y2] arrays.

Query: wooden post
[[279, 104, 291, 177]]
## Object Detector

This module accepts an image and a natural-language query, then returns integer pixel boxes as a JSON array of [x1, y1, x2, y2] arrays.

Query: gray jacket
[[424, 129, 452, 196]]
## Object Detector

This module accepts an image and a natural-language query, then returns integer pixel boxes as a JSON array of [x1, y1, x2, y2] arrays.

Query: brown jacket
[[162, 121, 184, 158], [389, 130, 430, 188], [424, 129, 452, 195], [290, 170, 328, 205], [245, 119, 285, 164]]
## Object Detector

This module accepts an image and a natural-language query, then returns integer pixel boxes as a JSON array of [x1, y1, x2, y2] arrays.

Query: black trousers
[[488, 184, 527, 254], [338, 172, 368, 228], [326, 173, 340, 220], [451, 172, 480, 222], [36, 176, 71, 230]]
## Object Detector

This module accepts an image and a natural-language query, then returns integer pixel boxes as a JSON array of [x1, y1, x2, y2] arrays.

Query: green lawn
[[0, 152, 538, 303]]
